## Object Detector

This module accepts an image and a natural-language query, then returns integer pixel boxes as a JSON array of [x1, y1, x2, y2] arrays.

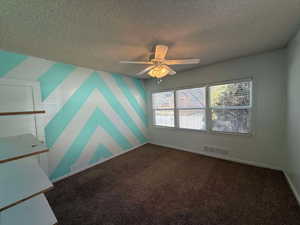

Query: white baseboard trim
[[284, 171, 300, 205], [52, 142, 148, 183], [149, 142, 282, 171]]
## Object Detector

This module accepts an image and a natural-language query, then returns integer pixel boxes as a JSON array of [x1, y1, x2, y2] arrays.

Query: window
[[152, 91, 174, 127], [176, 87, 206, 130], [152, 79, 252, 135], [209, 80, 252, 133]]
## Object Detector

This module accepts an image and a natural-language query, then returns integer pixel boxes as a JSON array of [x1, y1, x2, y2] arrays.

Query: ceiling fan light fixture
[[148, 66, 169, 78], [120, 44, 200, 79]]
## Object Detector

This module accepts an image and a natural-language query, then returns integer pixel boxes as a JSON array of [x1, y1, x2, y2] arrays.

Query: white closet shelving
[[0, 134, 57, 225], [1, 195, 57, 225], [0, 157, 53, 211], [0, 134, 48, 163]]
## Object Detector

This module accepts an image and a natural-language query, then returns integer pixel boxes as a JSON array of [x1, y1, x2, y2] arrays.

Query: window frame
[[175, 87, 207, 131], [152, 91, 175, 128], [208, 78, 253, 135], [151, 77, 253, 136]]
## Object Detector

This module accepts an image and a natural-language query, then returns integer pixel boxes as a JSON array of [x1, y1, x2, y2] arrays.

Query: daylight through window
[[176, 87, 206, 130], [152, 79, 252, 134], [152, 91, 175, 127], [209, 80, 252, 133]]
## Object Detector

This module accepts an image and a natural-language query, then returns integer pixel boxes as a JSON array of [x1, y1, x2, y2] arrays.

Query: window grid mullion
[[210, 106, 251, 110], [206, 85, 211, 132], [154, 108, 175, 111], [176, 107, 206, 110], [173, 90, 178, 128]]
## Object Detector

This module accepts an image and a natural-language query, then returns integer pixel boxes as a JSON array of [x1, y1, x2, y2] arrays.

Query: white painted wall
[[144, 49, 287, 170], [286, 28, 300, 201]]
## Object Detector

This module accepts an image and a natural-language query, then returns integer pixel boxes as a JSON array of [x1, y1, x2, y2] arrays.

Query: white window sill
[[151, 125, 253, 137]]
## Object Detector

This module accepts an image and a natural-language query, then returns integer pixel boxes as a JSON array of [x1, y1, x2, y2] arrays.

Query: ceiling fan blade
[[164, 59, 200, 65], [162, 65, 176, 75], [120, 60, 153, 64], [155, 45, 168, 60], [136, 66, 156, 75]]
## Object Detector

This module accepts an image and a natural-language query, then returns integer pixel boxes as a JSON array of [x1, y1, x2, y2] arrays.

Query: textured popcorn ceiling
[[1, 0, 300, 78]]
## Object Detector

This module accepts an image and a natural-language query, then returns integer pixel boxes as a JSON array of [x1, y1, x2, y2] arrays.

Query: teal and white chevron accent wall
[[0, 50, 148, 180]]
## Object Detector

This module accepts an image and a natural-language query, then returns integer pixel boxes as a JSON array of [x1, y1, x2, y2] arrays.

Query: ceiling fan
[[120, 45, 200, 79]]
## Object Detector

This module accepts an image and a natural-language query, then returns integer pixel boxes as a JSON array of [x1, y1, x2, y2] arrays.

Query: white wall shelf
[[0, 158, 53, 212], [1, 194, 57, 225], [0, 134, 48, 163], [0, 79, 57, 224]]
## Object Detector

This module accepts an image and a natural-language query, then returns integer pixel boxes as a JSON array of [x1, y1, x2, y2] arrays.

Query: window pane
[[176, 87, 205, 108], [154, 110, 174, 127], [179, 109, 206, 130], [211, 109, 250, 133], [152, 91, 174, 109], [210, 81, 251, 107]]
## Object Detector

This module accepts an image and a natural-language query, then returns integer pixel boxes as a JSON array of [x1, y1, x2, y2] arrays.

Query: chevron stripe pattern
[[0, 50, 148, 180]]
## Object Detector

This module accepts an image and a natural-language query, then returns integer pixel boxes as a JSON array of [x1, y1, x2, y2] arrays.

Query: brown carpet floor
[[47, 144, 300, 225]]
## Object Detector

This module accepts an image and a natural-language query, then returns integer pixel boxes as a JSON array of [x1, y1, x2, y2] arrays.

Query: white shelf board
[[0, 134, 48, 163], [0, 158, 53, 211], [1, 194, 57, 225]]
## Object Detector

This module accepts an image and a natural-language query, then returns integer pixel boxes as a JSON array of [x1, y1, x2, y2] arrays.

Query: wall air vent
[[203, 145, 229, 156]]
